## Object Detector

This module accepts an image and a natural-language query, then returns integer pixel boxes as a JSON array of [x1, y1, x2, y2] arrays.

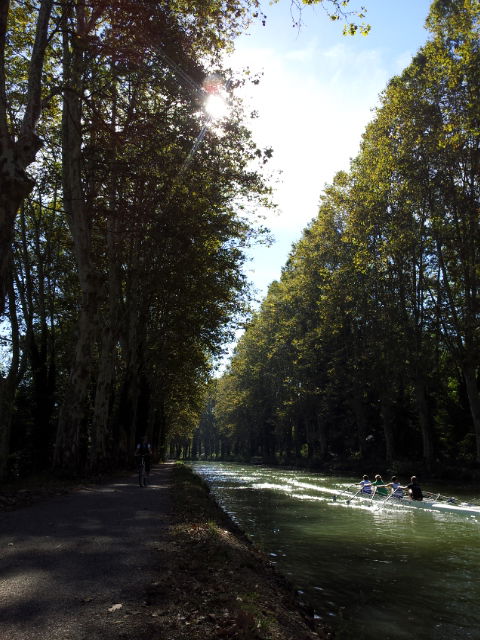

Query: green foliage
[[211, 0, 480, 470], [0, 0, 275, 477]]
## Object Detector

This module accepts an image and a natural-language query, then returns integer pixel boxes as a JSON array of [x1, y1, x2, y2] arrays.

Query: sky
[[228, 0, 433, 302]]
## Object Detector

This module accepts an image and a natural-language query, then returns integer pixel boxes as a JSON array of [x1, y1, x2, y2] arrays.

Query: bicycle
[[137, 455, 148, 487]]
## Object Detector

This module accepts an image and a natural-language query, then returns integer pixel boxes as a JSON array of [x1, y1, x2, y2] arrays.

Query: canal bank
[[167, 463, 331, 639]]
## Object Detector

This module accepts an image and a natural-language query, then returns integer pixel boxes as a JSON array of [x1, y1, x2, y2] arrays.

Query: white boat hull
[[344, 492, 480, 516], [404, 499, 480, 516]]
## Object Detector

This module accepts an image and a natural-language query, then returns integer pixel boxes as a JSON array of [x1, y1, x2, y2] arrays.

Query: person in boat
[[358, 475, 373, 494], [371, 474, 389, 497], [406, 476, 423, 501], [385, 476, 405, 498]]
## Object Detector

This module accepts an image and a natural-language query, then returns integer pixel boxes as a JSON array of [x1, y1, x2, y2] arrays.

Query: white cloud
[[394, 49, 416, 74], [230, 41, 391, 237], [214, 0, 432, 367], [283, 39, 318, 62]]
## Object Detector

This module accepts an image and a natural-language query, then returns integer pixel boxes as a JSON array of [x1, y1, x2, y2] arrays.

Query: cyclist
[[135, 435, 152, 486]]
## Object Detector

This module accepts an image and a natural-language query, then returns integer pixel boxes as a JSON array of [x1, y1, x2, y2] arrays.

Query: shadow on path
[[0, 463, 173, 640]]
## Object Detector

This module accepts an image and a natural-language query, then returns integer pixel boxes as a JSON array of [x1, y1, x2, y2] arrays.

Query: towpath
[[0, 463, 173, 640]]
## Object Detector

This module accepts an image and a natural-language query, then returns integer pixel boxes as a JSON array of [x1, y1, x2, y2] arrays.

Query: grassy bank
[[152, 463, 331, 640]]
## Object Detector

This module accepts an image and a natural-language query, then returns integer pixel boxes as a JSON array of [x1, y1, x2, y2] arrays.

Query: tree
[[0, 0, 54, 315], [213, 0, 480, 471]]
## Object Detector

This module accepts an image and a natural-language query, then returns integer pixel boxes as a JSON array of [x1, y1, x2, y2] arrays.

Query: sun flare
[[205, 93, 228, 120]]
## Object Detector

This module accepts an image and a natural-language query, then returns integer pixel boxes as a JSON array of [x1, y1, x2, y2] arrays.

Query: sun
[[204, 93, 228, 121]]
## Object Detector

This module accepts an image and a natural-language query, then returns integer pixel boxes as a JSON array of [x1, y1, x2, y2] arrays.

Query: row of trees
[[0, 0, 368, 479], [0, 0, 274, 478], [206, 0, 480, 475]]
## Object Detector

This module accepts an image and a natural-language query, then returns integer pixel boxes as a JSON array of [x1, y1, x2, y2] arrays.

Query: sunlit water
[[189, 462, 480, 640]]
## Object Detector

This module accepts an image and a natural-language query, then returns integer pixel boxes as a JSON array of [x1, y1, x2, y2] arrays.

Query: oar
[[378, 491, 395, 510], [424, 491, 441, 502], [437, 493, 454, 503], [346, 488, 362, 505], [333, 484, 355, 503]]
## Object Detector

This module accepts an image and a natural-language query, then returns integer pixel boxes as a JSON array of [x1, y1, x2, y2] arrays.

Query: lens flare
[[205, 93, 228, 120]]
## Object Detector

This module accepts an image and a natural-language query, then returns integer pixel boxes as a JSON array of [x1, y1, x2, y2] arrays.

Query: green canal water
[[190, 462, 480, 640]]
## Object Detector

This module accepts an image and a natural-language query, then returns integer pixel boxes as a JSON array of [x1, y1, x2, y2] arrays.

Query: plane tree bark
[[53, 0, 99, 473], [0, 267, 26, 477], [0, 0, 53, 316], [14, 200, 60, 471]]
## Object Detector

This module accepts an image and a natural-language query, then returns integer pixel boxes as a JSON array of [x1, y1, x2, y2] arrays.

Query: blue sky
[[228, 0, 433, 302]]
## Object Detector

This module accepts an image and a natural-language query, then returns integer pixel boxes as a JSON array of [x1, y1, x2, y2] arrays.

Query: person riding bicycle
[[135, 435, 152, 484]]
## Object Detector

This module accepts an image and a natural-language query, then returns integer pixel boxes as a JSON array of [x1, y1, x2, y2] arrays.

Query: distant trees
[[209, 0, 480, 473]]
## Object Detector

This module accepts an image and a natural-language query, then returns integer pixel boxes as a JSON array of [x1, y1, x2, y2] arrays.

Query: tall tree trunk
[[315, 413, 328, 460], [16, 204, 56, 470], [432, 230, 480, 462], [380, 391, 396, 463], [262, 419, 276, 463], [54, 8, 97, 474], [0, 0, 53, 314], [414, 376, 435, 469], [462, 362, 480, 464], [90, 321, 115, 471], [351, 387, 368, 457], [191, 429, 199, 459], [0, 375, 16, 479], [283, 423, 293, 461], [90, 222, 122, 471], [55, 293, 97, 473], [151, 388, 168, 461], [0, 271, 23, 478], [119, 252, 148, 449]]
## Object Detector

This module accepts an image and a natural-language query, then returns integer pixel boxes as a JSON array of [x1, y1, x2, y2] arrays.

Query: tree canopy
[[207, 0, 480, 475], [0, 0, 373, 478]]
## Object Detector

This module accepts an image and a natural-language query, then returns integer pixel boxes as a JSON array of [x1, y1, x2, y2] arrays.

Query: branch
[[41, 84, 64, 110], [20, 0, 54, 144], [287, 0, 370, 35], [0, 0, 10, 139], [86, 2, 106, 34]]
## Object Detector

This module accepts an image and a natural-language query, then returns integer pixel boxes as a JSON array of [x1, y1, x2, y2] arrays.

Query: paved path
[[0, 463, 173, 640]]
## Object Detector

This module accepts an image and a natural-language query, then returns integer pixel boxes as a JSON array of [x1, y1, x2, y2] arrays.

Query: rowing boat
[[338, 488, 480, 516], [387, 495, 480, 516]]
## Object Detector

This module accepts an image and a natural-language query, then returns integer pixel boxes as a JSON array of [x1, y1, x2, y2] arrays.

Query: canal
[[190, 462, 480, 640]]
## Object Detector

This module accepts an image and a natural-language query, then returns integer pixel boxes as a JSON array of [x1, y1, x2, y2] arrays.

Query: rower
[[386, 475, 405, 498], [372, 474, 389, 497], [358, 475, 373, 495], [406, 476, 423, 501]]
